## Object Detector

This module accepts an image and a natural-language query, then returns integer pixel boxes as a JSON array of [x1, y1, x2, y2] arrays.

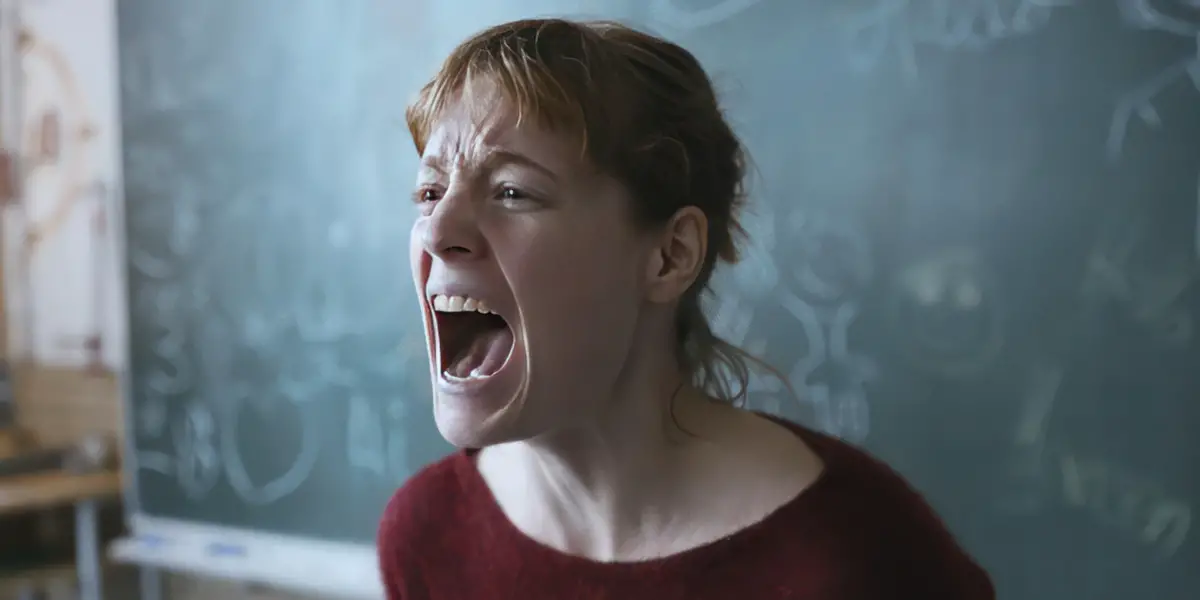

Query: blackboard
[[117, 1, 1199, 597]]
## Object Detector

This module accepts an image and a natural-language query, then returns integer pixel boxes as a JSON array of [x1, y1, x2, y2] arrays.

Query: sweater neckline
[[451, 414, 843, 577]]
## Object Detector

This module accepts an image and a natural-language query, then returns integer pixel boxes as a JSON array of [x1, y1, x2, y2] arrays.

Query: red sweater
[[377, 420, 995, 599]]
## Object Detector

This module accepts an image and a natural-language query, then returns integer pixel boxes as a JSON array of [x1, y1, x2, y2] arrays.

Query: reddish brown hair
[[408, 18, 777, 403]]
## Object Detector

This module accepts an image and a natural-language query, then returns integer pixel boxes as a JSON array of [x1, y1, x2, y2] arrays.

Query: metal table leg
[[139, 567, 163, 600], [74, 499, 102, 600]]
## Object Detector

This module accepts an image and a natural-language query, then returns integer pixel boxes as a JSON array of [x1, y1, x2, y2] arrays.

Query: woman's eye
[[414, 187, 442, 204], [498, 186, 536, 207]]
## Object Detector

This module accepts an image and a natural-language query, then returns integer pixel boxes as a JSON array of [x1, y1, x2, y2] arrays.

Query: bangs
[[405, 21, 618, 159]]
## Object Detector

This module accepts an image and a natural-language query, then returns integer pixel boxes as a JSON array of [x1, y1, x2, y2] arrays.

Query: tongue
[[449, 327, 513, 378]]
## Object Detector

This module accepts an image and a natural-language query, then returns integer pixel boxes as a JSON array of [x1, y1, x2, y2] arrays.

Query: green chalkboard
[[118, 1, 1198, 598]]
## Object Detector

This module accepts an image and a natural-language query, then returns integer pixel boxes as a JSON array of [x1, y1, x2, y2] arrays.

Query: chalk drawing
[[123, 164, 420, 504], [771, 211, 877, 442], [171, 401, 221, 500], [705, 204, 876, 435], [1143, 499, 1194, 556], [704, 203, 781, 406], [838, 0, 1075, 78], [730, 202, 781, 301], [778, 293, 876, 441], [385, 399, 412, 481], [1083, 213, 1196, 345], [346, 395, 386, 476], [889, 247, 1006, 378], [196, 304, 328, 505], [785, 210, 873, 303], [1060, 453, 1193, 557], [128, 283, 193, 461], [1108, 0, 1200, 159], [647, 0, 767, 31], [137, 388, 168, 439], [708, 293, 757, 351], [1013, 363, 1062, 452], [220, 394, 322, 506], [998, 362, 1064, 513], [140, 286, 194, 397], [136, 451, 174, 476]]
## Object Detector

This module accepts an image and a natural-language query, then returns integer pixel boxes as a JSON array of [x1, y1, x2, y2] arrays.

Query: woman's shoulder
[[769, 419, 995, 597], [761, 416, 937, 512], [775, 419, 959, 538]]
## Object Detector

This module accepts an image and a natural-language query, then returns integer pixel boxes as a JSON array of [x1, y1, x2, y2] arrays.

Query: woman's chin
[[433, 395, 525, 448], [431, 352, 528, 448]]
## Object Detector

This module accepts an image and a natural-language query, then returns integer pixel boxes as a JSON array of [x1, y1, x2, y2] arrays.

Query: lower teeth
[[444, 366, 489, 380]]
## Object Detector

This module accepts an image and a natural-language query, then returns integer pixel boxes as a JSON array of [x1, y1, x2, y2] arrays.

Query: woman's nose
[[420, 190, 485, 262]]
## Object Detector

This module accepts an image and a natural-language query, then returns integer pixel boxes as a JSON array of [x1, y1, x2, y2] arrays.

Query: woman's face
[[410, 88, 652, 448]]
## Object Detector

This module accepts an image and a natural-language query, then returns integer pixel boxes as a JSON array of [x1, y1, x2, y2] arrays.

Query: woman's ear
[[644, 206, 708, 304]]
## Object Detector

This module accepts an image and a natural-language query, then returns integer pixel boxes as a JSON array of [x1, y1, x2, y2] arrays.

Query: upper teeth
[[431, 294, 493, 314]]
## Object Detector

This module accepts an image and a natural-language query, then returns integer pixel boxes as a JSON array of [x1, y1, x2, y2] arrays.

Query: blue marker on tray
[[137, 534, 168, 548], [206, 542, 247, 557]]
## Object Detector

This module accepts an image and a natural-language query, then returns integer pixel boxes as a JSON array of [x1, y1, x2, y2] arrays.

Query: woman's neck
[[475, 319, 823, 561], [477, 369, 750, 561]]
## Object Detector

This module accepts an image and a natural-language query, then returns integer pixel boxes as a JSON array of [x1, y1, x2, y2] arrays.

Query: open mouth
[[431, 294, 515, 381]]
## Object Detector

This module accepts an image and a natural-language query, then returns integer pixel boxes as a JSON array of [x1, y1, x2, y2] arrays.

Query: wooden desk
[[0, 562, 76, 598], [0, 469, 121, 600], [0, 427, 33, 461]]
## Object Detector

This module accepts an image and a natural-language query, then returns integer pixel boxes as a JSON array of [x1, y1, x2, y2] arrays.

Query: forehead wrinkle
[[422, 106, 513, 176], [426, 132, 571, 189]]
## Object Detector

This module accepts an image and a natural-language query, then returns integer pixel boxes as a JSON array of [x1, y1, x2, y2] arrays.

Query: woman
[[378, 17, 994, 599]]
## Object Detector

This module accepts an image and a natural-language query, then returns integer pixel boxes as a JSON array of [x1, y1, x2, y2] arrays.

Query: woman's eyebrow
[[480, 149, 559, 182]]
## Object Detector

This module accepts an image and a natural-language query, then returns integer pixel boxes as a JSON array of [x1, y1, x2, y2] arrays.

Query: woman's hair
[[407, 18, 781, 405]]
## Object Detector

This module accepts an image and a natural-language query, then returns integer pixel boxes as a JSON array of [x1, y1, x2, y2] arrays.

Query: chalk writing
[[220, 394, 322, 506], [122, 91, 420, 502], [346, 393, 415, 481], [346, 396, 386, 476], [172, 402, 220, 500], [1059, 453, 1192, 557], [137, 390, 168, 439], [145, 331, 193, 396]]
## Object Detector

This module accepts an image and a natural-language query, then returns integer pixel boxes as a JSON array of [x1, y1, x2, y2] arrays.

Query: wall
[[0, 0, 126, 463], [2, 0, 125, 370], [1, 1, 307, 598]]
